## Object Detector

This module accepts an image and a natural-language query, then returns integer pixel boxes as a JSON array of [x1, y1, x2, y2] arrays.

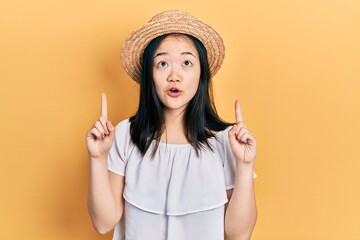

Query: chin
[[163, 103, 188, 112]]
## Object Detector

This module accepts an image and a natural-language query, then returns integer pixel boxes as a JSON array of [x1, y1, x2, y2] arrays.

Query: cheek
[[192, 68, 201, 91], [153, 81, 162, 96], [188, 77, 200, 97], [152, 76, 164, 98], [152, 71, 161, 87]]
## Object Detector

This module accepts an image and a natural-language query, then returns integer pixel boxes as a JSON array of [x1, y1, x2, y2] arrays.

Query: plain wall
[[1, 0, 359, 239]]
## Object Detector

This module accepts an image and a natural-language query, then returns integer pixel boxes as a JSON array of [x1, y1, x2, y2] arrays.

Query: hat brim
[[121, 10, 225, 83]]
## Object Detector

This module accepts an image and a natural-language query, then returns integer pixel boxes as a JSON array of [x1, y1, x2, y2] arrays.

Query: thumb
[[228, 124, 238, 144], [107, 120, 115, 142]]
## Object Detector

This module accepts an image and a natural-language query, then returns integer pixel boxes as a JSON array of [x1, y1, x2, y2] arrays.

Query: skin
[[87, 34, 257, 239], [225, 100, 257, 240], [153, 35, 200, 114], [152, 34, 201, 143], [86, 93, 124, 234]]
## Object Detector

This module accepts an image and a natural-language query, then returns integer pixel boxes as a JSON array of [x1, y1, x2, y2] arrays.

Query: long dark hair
[[129, 33, 231, 156]]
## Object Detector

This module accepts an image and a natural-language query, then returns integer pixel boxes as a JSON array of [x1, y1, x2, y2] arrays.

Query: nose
[[168, 78, 180, 83], [167, 67, 181, 83]]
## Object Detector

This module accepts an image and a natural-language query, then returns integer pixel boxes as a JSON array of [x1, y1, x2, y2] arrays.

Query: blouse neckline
[[155, 129, 225, 147]]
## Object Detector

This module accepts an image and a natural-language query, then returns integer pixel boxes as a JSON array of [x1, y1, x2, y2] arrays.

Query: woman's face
[[152, 34, 201, 115]]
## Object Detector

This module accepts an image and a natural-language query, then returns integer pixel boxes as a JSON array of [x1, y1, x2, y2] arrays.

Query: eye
[[183, 60, 192, 67], [158, 61, 168, 68]]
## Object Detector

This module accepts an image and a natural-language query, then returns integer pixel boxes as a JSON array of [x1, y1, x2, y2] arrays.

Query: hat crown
[[149, 10, 196, 23], [121, 10, 225, 83]]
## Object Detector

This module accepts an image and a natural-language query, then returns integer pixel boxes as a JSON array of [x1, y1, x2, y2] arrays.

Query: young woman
[[87, 10, 257, 240]]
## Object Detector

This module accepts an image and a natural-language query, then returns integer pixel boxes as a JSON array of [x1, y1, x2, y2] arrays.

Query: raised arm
[[225, 99, 257, 240], [87, 93, 125, 234]]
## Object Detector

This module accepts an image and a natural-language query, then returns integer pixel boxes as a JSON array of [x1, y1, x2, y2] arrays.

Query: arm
[[224, 164, 257, 240], [88, 157, 125, 234], [86, 93, 125, 234], [224, 100, 257, 240]]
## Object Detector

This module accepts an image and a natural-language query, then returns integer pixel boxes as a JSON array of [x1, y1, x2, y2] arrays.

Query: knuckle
[[100, 116, 106, 123]]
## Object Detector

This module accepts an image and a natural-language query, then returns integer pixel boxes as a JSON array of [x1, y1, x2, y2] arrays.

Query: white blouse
[[108, 119, 240, 240]]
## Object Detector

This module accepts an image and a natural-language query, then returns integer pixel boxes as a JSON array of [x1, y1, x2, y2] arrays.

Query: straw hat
[[121, 10, 225, 83]]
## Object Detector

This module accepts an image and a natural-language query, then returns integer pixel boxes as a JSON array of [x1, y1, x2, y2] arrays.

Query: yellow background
[[1, 0, 359, 239]]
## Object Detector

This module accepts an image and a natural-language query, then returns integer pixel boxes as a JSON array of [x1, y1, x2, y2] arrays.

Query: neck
[[163, 109, 185, 128], [161, 109, 188, 144]]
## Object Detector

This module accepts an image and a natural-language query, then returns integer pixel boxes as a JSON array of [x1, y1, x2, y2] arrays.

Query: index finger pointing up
[[235, 99, 243, 123], [101, 93, 108, 119]]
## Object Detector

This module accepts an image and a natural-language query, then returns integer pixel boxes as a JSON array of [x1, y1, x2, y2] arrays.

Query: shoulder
[[113, 118, 133, 144], [115, 118, 131, 128], [214, 126, 232, 143], [110, 118, 135, 160], [114, 118, 131, 134], [209, 126, 233, 159]]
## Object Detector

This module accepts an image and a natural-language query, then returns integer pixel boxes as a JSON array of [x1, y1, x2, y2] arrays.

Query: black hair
[[129, 33, 231, 156]]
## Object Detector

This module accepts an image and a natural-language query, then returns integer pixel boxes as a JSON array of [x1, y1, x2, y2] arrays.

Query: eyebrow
[[154, 52, 197, 58]]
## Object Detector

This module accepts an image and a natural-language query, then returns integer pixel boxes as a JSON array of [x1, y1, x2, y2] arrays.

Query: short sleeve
[[219, 127, 237, 190], [223, 127, 236, 190], [108, 119, 132, 176], [217, 127, 257, 190]]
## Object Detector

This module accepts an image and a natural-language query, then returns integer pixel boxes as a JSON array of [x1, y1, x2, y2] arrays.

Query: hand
[[86, 93, 115, 159], [228, 100, 257, 164]]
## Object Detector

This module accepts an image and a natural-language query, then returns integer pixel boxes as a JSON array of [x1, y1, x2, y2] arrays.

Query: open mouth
[[167, 87, 181, 97], [169, 88, 179, 93]]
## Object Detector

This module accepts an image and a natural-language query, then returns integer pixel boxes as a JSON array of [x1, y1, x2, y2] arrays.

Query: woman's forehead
[[155, 34, 198, 55]]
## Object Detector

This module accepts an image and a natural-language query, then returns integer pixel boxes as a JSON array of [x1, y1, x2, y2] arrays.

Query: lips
[[166, 86, 182, 97]]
